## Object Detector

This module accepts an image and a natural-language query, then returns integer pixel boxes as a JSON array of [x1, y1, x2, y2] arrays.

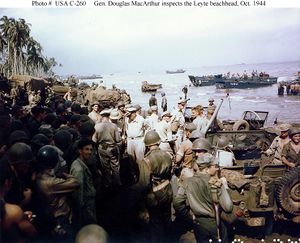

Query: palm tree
[[0, 16, 11, 76], [0, 16, 60, 77]]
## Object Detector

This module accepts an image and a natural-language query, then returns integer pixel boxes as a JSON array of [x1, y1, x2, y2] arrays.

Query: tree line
[[0, 16, 60, 78]]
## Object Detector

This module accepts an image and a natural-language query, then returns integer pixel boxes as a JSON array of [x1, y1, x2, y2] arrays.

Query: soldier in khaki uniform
[[263, 123, 291, 164], [156, 111, 173, 155], [94, 109, 122, 189], [176, 123, 197, 169], [145, 105, 159, 131], [192, 105, 208, 134]]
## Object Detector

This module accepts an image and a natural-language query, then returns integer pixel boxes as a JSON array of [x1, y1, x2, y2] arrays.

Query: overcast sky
[[1, 7, 300, 75]]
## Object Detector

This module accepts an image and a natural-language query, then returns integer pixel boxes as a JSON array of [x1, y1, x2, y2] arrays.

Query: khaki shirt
[[265, 136, 290, 164], [176, 139, 193, 168], [171, 108, 185, 127], [94, 120, 121, 144], [88, 110, 101, 123]]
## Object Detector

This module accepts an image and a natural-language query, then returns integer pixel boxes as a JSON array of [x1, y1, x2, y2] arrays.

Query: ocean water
[[81, 61, 300, 125]]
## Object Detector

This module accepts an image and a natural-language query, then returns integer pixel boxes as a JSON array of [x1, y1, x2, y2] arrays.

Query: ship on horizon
[[166, 69, 186, 74], [78, 74, 103, 80]]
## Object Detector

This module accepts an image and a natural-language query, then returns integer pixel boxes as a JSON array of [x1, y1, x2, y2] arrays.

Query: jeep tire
[[275, 167, 300, 216]]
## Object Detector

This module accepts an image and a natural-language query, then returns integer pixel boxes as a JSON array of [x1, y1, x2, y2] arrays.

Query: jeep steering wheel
[[246, 111, 262, 129]]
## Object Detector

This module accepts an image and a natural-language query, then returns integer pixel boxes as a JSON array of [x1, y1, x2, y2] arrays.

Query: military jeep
[[203, 100, 300, 235]]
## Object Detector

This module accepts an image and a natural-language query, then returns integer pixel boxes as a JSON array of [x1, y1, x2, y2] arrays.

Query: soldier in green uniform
[[173, 138, 233, 243], [70, 138, 97, 229], [142, 130, 173, 242]]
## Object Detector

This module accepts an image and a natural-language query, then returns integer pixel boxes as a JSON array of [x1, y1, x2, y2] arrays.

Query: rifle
[[212, 141, 222, 241]]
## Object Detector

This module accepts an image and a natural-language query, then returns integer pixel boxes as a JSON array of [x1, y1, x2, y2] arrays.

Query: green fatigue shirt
[[144, 148, 172, 183], [70, 157, 96, 223], [36, 169, 79, 218], [173, 172, 233, 220], [282, 141, 300, 166]]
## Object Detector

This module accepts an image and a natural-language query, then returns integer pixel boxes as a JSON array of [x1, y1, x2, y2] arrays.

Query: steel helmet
[[192, 138, 212, 152], [31, 134, 50, 147], [289, 127, 300, 137], [185, 123, 197, 132], [37, 145, 59, 169], [9, 130, 29, 146], [144, 130, 161, 146], [9, 142, 33, 165], [54, 130, 72, 150]]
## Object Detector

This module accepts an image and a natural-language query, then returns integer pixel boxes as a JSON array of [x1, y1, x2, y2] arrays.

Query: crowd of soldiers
[[277, 82, 300, 96], [1, 77, 299, 243]]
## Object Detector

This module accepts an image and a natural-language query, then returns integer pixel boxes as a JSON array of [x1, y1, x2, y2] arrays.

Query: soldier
[[171, 99, 187, 149], [63, 87, 73, 102], [145, 105, 159, 131], [281, 127, 300, 168], [208, 98, 216, 111], [75, 224, 108, 243], [182, 85, 188, 100], [262, 123, 291, 165], [71, 102, 82, 115], [149, 93, 157, 107], [125, 107, 146, 163], [175, 123, 197, 170], [133, 104, 143, 117], [109, 109, 123, 135], [27, 106, 46, 138], [0, 161, 37, 242], [142, 130, 173, 242], [10, 82, 18, 106], [117, 101, 126, 118], [88, 101, 101, 124], [5, 143, 34, 209], [174, 138, 233, 243], [192, 105, 208, 134], [156, 111, 173, 155], [69, 114, 82, 132], [70, 138, 97, 228], [28, 91, 37, 107], [161, 92, 167, 112], [35, 145, 79, 239], [36, 90, 42, 105], [94, 109, 122, 189]]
